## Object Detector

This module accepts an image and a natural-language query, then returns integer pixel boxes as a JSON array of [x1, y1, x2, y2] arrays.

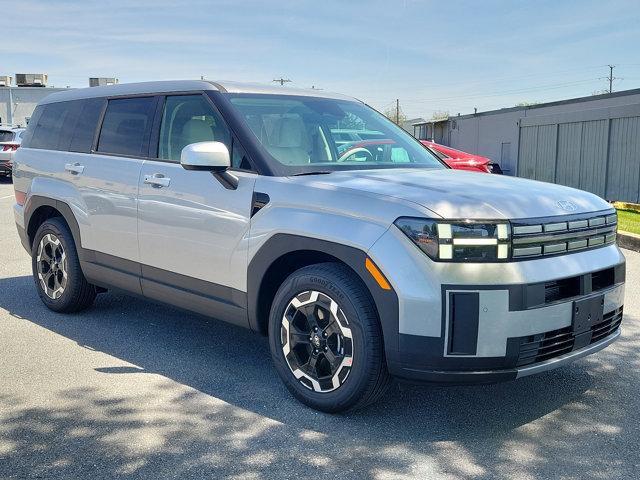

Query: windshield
[[225, 94, 445, 175]]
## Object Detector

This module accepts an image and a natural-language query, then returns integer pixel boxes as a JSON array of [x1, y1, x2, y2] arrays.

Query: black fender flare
[[24, 196, 84, 259], [247, 233, 400, 354]]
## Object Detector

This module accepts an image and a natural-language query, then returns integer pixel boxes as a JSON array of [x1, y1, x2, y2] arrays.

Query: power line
[[378, 78, 599, 105], [361, 65, 609, 101]]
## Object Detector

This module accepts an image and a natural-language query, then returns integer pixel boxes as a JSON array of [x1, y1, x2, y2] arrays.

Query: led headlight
[[394, 218, 511, 262]]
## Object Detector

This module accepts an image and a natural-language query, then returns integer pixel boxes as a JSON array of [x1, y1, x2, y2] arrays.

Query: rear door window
[[69, 98, 104, 153], [97, 97, 156, 157]]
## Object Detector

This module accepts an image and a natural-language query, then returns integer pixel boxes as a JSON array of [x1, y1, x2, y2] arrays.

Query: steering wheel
[[338, 147, 374, 163]]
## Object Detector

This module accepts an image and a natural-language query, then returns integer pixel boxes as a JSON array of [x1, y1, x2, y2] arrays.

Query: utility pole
[[8, 87, 13, 125], [600, 65, 619, 94], [396, 99, 400, 125], [273, 78, 292, 86]]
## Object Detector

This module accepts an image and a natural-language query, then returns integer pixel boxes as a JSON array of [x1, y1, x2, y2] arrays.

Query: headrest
[[269, 117, 305, 148], [182, 118, 214, 144]]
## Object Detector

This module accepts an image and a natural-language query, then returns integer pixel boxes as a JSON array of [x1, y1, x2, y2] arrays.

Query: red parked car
[[335, 137, 502, 174], [420, 140, 502, 174]]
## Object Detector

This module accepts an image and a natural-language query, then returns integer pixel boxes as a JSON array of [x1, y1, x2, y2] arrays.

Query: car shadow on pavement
[[1, 274, 638, 479]]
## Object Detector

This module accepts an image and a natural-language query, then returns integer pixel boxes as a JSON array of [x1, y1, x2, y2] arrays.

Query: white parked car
[[0, 127, 25, 178]]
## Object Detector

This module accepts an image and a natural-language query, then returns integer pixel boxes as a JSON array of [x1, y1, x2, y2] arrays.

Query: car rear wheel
[[268, 262, 390, 412], [32, 217, 96, 312]]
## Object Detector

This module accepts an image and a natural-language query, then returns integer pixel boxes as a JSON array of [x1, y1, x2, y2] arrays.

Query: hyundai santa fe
[[12, 81, 625, 412], [0, 127, 25, 178]]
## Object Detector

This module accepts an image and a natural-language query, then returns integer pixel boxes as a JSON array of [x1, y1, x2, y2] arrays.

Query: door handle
[[65, 162, 85, 175], [144, 174, 171, 188]]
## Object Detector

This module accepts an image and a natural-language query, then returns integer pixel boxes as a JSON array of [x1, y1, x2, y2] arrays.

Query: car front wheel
[[268, 262, 390, 412]]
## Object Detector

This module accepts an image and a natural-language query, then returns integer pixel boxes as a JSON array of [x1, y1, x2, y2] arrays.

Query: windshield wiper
[[291, 171, 332, 176]]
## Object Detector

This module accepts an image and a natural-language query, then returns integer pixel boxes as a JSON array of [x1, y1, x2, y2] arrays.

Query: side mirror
[[180, 141, 230, 171]]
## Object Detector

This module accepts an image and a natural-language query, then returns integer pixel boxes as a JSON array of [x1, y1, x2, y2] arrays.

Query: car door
[[69, 96, 158, 294], [82, 96, 158, 264], [137, 93, 257, 326], [24, 96, 153, 294]]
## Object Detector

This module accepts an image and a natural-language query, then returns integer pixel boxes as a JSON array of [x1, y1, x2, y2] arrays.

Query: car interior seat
[[265, 116, 310, 165]]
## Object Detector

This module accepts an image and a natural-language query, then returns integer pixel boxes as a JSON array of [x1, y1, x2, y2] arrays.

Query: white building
[[0, 86, 70, 127]]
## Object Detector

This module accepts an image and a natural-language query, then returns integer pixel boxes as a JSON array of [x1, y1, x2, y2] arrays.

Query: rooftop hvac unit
[[0, 76, 11, 87], [89, 77, 119, 87], [15, 73, 48, 87]]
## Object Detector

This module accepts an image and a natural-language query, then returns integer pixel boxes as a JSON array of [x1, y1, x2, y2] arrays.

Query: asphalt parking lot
[[0, 178, 639, 480]]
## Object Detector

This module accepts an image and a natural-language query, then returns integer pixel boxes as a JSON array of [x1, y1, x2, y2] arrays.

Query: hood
[[306, 168, 611, 219]]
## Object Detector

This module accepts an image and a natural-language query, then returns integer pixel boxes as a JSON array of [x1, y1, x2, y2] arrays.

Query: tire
[[268, 262, 391, 412], [31, 217, 96, 313]]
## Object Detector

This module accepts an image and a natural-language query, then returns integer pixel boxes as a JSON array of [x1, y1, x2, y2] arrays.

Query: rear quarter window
[[97, 97, 156, 157], [29, 102, 77, 150], [19, 105, 44, 148], [21, 99, 103, 152]]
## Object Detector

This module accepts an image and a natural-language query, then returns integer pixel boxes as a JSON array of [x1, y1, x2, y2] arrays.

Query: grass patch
[[617, 208, 640, 235]]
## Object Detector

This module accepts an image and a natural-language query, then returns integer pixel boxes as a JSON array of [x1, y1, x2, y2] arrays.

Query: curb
[[613, 202, 640, 213], [617, 231, 640, 252]]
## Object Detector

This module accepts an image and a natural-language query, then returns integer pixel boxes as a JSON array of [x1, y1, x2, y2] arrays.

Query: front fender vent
[[251, 192, 270, 217]]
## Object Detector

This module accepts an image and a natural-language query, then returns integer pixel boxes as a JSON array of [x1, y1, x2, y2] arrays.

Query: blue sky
[[3, 0, 640, 118]]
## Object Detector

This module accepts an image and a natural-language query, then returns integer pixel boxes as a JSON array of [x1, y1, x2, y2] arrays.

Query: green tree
[[383, 104, 407, 125], [431, 110, 449, 121], [339, 112, 366, 130]]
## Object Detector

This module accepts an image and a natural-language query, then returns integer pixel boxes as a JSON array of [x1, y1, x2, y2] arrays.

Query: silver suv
[[0, 126, 25, 178], [12, 81, 625, 412]]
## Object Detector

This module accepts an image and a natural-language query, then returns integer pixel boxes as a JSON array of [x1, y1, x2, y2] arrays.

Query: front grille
[[516, 307, 623, 367], [511, 210, 617, 259], [517, 326, 575, 367], [592, 268, 615, 292], [537, 266, 617, 307], [544, 276, 581, 304], [591, 307, 623, 343]]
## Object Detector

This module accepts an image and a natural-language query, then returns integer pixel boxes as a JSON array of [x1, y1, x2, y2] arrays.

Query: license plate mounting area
[[572, 294, 604, 335]]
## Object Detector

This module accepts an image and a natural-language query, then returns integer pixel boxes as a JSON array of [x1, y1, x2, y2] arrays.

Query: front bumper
[[368, 227, 626, 384], [395, 328, 620, 384]]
